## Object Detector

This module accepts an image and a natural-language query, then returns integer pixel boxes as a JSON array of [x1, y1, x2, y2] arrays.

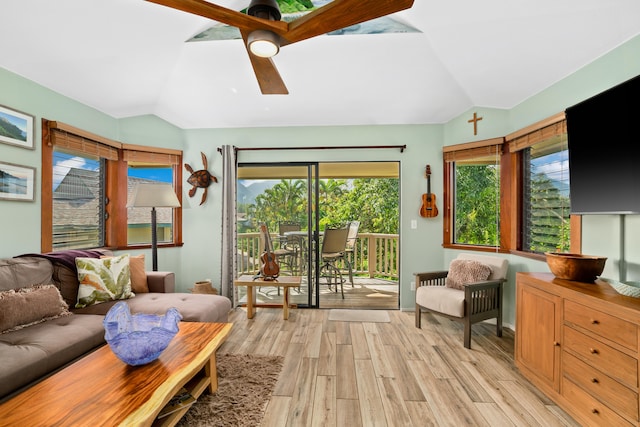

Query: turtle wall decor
[[185, 151, 217, 205]]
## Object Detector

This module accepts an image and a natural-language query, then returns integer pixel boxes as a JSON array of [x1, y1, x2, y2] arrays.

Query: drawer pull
[[591, 319, 600, 325], [553, 341, 560, 347], [589, 348, 599, 354], [591, 378, 599, 383], [591, 408, 600, 415]]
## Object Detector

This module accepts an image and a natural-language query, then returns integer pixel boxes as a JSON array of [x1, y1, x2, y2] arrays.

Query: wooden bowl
[[545, 252, 607, 282]]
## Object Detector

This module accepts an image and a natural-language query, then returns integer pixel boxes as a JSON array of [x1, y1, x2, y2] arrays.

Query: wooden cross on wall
[[468, 112, 483, 135]]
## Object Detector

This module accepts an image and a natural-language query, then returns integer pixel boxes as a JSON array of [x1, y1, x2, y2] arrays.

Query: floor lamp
[[127, 183, 181, 271]]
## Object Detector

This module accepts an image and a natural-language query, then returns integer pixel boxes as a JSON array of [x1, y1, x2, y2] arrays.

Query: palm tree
[[252, 179, 306, 230]]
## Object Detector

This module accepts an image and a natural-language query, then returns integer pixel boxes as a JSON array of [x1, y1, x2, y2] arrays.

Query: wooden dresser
[[515, 272, 640, 427]]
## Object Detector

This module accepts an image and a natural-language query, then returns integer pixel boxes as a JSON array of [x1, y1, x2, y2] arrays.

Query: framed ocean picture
[[0, 104, 34, 150], [0, 161, 36, 201]]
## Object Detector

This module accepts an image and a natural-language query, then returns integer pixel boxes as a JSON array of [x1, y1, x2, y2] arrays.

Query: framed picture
[[0, 161, 36, 202], [0, 104, 35, 150]]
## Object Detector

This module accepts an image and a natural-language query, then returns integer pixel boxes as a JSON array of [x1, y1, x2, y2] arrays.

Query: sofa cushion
[[0, 314, 105, 400], [445, 259, 491, 290], [73, 293, 232, 323], [0, 257, 52, 292], [52, 263, 82, 308], [75, 254, 134, 308], [416, 286, 465, 318], [129, 254, 149, 293], [0, 284, 71, 334], [101, 254, 148, 294]]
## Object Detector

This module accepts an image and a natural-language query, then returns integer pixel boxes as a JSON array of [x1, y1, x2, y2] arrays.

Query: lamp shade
[[127, 183, 181, 208]]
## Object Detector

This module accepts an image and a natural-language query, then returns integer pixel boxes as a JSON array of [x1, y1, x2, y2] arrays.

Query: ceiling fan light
[[247, 30, 280, 58]]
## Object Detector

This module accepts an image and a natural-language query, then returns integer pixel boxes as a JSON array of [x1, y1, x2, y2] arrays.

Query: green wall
[[1, 33, 639, 328]]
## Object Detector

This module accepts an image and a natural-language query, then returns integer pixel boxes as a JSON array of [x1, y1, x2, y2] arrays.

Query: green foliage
[[278, 0, 315, 14], [527, 173, 571, 252], [453, 162, 571, 252], [245, 178, 398, 234], [318, 179, 348, 229], [250, 179, 307, 232], [333, 179, 399, 234], [454, 165, 499, 245]]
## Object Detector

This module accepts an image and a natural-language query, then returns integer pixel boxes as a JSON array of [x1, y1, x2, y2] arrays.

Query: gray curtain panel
[[219, 145, 238, 306]]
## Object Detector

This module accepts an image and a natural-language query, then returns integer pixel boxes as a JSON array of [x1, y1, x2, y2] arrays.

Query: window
[[443, 113, 581, 257], [41, 120, 183, 252], [124, 148, 182, 246], [52, 150, 106, 249], [443, 138, 505, 250], [507, 115, 571, 254]]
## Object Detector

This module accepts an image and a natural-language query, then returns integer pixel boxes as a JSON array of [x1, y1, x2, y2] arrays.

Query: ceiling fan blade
[[282, 0, 415, 45], [241, 30, 288, 95], [147, 0, 287, 33]]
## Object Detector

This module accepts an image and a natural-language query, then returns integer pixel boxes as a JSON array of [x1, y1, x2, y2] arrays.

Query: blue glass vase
[[104, 301, 182, 366]]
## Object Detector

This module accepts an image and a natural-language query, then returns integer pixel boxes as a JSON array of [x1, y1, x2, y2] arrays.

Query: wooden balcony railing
[[236, 232, 399, 279]]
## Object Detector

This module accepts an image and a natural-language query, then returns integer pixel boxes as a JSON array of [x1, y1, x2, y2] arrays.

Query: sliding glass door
[[237, 161, 400, 310], [237, 162, 320, 307]]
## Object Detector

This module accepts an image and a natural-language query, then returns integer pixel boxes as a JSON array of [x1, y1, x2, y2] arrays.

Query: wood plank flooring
[[218, 307, 580, 427]]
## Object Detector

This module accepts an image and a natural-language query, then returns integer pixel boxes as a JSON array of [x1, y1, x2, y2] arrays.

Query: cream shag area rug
[[328, 309, 390, 322], [177, 353, 284, 427]]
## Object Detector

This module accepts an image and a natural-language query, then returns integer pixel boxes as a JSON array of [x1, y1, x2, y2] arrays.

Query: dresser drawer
[[563, 351, 639, 421], [562, 377, 635, 427], [563, 326, 638, 388], [564, 300, 637, 350]]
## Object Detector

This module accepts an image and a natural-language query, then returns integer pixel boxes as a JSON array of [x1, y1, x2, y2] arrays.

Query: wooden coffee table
[[0, 322, 232, 427]]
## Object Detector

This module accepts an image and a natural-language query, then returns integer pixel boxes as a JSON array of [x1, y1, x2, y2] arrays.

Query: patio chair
[[274, 221, 301, 275], [344, 220, 360, 285], [318, 227, 349, 298], [415, 253, 508, 349]]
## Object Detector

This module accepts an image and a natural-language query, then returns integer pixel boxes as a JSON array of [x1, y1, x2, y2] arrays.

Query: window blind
[[51, 128, 119, 161], [122, 149, 181, 165], [506, 112, 566, 152], [443, 137, 504, 163]]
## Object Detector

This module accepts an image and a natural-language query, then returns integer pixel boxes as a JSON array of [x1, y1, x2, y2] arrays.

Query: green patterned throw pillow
[[75, 254, 134, 308]]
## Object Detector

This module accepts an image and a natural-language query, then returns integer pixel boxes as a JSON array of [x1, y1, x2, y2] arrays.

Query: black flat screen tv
[[566, 74, 640, 214]]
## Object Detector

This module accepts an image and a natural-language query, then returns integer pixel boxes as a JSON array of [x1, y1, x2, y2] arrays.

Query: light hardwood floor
[[218, 307, 581, 427]]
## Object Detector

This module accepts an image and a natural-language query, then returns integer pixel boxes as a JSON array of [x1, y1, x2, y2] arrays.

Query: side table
[[234, 275, 302, 320]]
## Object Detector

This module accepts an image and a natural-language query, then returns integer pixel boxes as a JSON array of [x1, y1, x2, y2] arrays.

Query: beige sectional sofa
[[0, 249, 232, 402]]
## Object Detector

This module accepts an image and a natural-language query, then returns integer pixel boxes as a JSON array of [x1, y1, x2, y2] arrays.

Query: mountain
[[237, 180, 278, 205], [0, 116, 26, 141]]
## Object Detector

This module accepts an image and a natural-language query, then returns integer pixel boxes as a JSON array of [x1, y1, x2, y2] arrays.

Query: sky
[[53, 152, 172, 190]]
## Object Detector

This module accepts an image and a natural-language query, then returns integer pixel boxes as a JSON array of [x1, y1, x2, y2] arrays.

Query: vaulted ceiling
[[2, 0, 640, 129]]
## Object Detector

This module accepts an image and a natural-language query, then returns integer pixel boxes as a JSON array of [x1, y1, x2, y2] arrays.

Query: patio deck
[[237, 276, 399, 310]]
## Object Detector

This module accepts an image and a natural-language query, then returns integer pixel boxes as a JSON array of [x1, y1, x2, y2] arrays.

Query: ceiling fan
[[146, 0, 415, 94]]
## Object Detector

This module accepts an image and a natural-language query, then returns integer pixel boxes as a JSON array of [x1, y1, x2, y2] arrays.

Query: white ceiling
[[2, 0, 640, 129]]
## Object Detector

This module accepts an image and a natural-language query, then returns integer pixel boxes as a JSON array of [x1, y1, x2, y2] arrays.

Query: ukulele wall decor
[[259, 223, 280, 281], [419, 165, 438, 218]]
